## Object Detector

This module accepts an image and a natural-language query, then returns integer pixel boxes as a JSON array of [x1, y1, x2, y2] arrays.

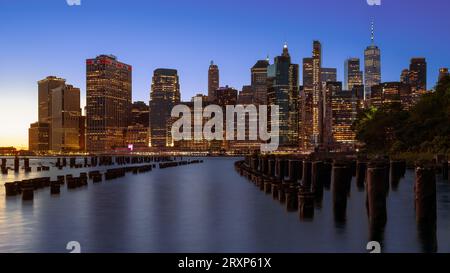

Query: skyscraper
[[312, 41, 323, 145], [215, 85, 238, 107], [237, 85, 254, 105], [251, 59, 270, 105], [400, 69, 410, 84], [331, 88, 359, 149], [126, 101, 150, 149], [30, 76, 81, 153], [28, 122, 49, 152], [50, 84, 81, 152], [208, 61, 219, 102], [86, 55, 132, 152], [149, 68, 180, 148], [300, 41, 323, 149], [321, 68, 337, 83], [364, 21, 381, 99], [267, 43, 299, 148], [369, 82, 412, 110], [409, 57, 427, 92], [38, 76, 66, 124], [301, 57, 314, 150], [344, 58, 363, 90], [438, 67, 449, 82]]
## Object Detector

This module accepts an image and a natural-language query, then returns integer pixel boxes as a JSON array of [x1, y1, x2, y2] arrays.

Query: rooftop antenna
[[371, 20, 375, 44]]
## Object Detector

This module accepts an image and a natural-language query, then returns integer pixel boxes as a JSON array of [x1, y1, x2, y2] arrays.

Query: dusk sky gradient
[[1, 0, 449, 148]]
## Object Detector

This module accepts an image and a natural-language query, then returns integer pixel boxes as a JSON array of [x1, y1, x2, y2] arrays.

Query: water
[[0, 157, 449, 253]]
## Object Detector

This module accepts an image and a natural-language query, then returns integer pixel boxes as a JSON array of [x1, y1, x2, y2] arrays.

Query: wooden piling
[[367, 167, 388, 227]]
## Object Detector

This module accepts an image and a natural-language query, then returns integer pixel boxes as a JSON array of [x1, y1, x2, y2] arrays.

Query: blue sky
[[1, 0, 449, 147]]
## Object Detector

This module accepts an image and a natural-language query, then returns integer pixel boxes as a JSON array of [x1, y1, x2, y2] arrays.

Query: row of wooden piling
[[4, 163, 155, 201], [0, 156, 180, 174], [236, 155, 439, 230], [0, 158, 43, 174], [159, 159, 203, 169]]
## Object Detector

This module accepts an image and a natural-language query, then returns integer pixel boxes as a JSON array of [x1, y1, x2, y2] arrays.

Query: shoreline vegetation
[[353, 76, 450, 165]]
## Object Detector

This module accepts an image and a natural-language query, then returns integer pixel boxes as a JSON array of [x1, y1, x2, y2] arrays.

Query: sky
[[1, 0, 450, 148]]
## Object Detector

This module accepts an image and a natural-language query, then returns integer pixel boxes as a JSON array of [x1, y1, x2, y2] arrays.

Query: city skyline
[[1, 0, 450, 147]]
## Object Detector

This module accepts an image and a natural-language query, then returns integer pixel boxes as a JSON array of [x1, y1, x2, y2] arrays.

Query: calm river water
[[0, 157, 449, 253]]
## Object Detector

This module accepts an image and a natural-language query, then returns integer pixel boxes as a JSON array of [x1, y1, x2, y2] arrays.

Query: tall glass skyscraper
[[208, 61, 219, 102], [86, 55, 132, 152], [149, 69, 180, 148], [300, 41, 323, 149], [364, 21, 381, 99], [409, 57, 427, 92], [251, 59, 269, 105], [344, 58, 363, 91], [267, 43, 299, 148]]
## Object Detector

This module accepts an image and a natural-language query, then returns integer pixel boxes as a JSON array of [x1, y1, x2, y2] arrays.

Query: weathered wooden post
[[50, 181, 61, 194], [14, 157, 19, 173], [390, 160, 405, 191], [366, 167, 388, 228], [302, 160, 312, 189], [298, 189, 315, 220], [5, 182, 19, 196], [275, 158, 287, 182], [322, 161, 332, 190], [311, 161, 324, 207], [268, 158, 275, 178], [277, 183, 287, 203], [442, 161, 449, 181], [24, 158, 31, 172], [415, 165, 438, 253], [415, 166, 437, 224], [285, 185, 298, 212], [332, 162, 352, 222], [356, 161, 367, 191], [287, 159, 300, 183]]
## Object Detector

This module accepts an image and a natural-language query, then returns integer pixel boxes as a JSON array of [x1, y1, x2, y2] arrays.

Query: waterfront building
[[28, 122, 50, 152], [86, 55, 132, 152], [149, 68, 180, 148]]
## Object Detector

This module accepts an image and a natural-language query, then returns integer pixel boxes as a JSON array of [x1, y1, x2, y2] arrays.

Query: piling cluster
[[3, 156, 205, 202], [235, 153, 440, 241], [0, 157, 51, 174], [159, 159, 203, 169]]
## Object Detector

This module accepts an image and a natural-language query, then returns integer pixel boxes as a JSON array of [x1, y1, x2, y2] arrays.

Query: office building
[[208, 61, 219, 102], [149, 68, 180, 148], [344, 58, 363, 90], [86, 55, 132, 152]]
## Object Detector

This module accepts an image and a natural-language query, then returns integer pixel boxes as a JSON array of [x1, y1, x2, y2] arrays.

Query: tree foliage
[[354, 76, 450, 154]]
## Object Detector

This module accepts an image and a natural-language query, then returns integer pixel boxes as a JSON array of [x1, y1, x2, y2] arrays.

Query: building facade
[[208, 61, 219, 102], [86, 55, 132, 152], [364, 22, 381, 99], [344, 58, 363, 90], [267, 44, 299, 148], [149, 68, 180, 148], [251, 59, 270, 105]]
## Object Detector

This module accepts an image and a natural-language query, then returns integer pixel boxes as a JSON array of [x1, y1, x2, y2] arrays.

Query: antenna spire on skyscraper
[[371, 20, 375, 44]]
